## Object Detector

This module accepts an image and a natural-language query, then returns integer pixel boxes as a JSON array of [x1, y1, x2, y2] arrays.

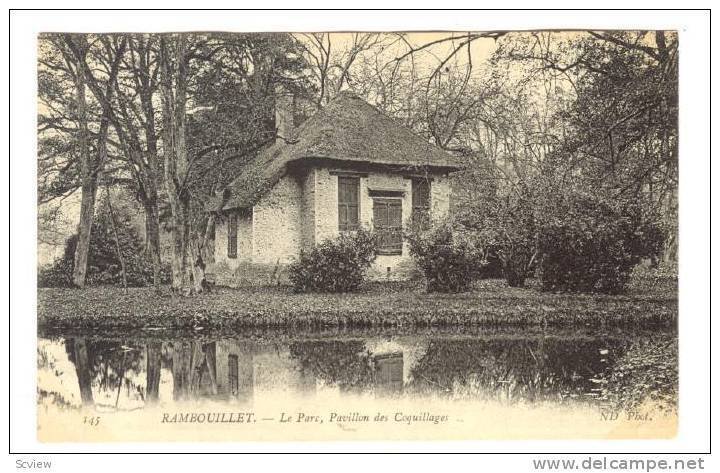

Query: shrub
[[38, 196, 170, 287], [454, 188, 537, 288], [537, 190, 665, 294], [627, 260, 678, 293], [37, 251, 75, 287], [601, 337, 678, 413], [407, 222, 488, 293], [500, 245, 536, 287], [288, 229, 378, 293], [474, 248, 504, 280]]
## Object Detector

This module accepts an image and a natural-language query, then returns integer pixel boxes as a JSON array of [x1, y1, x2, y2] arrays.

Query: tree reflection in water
[[406, 337, 628, 403], [288, 341, 374, 393], [64, 338, 146, 410], [169, 341, 219, 401], [41, 330, 676, 413]]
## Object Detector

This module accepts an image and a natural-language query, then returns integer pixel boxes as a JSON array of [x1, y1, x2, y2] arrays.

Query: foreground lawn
[[37, 278, 677, 332]]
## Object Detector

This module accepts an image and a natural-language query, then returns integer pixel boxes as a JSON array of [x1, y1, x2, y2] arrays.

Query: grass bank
[[37, 277, 677, 333]]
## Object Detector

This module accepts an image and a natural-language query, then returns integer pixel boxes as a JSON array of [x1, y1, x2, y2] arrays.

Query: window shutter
[[388, 200, 403, 250], [373, 198, 402, 255], [228, 354, 239, 396], [375, 354, 404, 393], [373, 200, 387, 226], [227, 214, 238, 259], [338, 176, 360, 231]]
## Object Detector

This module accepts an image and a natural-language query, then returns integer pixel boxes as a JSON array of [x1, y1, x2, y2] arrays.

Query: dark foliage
[[601, 336, 678, 413], [455, 188, 538, 288], [37, 249, 76, 288], [288, 340, 374, 392], [497, 196, 537, 288], [38, 197, 170, 287], [407, 223, 488, 293], [475, 249, 504, 280], [288, 229, 378, 293], [64, 338, 146, 390], [409, 337, 626, 403], [537, 190, 665, 294]]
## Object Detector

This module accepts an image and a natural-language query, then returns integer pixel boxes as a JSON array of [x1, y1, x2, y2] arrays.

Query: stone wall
[[252, 174, 303, 266], [300, 170, 316, 251], [312, 167, 338, 245], [210, 175, 302, 287], [430, 174, 451, 223], [213, 208, 252, 270], [214, 341, 254, 401], [211, 167, 454, 286]]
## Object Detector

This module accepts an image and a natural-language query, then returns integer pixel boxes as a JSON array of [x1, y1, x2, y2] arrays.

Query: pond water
[[37, 327, 677, 414]]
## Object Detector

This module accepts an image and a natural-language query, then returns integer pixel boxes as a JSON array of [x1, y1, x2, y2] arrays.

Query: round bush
[[537, 191, 665, 294], [407, 222, 488, 293], [288, 229, 378, 293]]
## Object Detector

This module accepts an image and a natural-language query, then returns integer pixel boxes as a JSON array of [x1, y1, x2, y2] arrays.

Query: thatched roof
[[208, 91, 461, 211]]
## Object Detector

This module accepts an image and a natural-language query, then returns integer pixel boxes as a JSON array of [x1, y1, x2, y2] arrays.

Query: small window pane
[[389, 203, 402, 226], [373, 203, 386, 227]]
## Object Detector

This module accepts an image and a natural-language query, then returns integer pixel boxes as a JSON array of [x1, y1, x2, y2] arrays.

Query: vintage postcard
[[35, 28, 679, 443]]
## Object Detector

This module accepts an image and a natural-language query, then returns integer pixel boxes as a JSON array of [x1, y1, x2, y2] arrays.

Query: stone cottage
[[207, 91, 460, 284]]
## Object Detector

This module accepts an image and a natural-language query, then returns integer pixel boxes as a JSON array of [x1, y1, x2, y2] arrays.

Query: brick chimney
[[275, 84, 295, 143]]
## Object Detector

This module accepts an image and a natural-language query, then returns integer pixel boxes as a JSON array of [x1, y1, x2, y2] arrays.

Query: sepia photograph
[[31, 25, 684, 444]]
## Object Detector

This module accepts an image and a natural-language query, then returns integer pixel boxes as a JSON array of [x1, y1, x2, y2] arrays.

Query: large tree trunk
[[105, 188, 128, 291], [70, 38, 95, 288], [64, 34, 125, 288], [144, 148, 162, 290], [145, 342, 162, 404], [144, 208, 162, 287], [135, 36, 164, 289], [73, 115, 111, 288], [142, 189, 162, 288], [188, 236, 205, 294], [200, 343, 218, 396], [72, 181, 97, 288], [187, 214, 215, 293], [140, 37, 164, 290], [171, 341, 192, 401], [72, 338, 94, 406], [169, 202, 189, 292], [161, 33, 195, 293]]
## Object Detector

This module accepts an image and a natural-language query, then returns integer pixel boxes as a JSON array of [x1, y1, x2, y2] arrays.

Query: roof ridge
[[327, 92, 446, 156]]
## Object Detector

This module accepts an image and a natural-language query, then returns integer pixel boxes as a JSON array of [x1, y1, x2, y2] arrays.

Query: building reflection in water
[[215, 341, 254, 403], [44, 333, 667, 412], [373, 352, 404, 395], [59, 338, 421, 408]]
